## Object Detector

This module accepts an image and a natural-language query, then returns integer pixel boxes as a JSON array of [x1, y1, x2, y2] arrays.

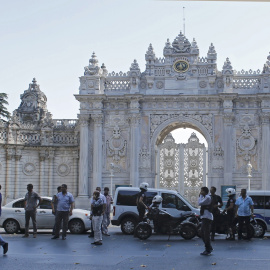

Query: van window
[[116, 190, 157, 206], [162, 193, 190, 211], [265, 196, 270, 209], [250, 196, 265, 209]]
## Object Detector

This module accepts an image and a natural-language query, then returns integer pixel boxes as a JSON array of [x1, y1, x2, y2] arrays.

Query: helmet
[[226, 188, 236, 196], [139, 182, 149, 191], [152, 195, 163, 204]]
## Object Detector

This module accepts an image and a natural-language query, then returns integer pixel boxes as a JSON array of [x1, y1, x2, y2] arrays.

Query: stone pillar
[[14, 148, 22, 198], [39, 149, 46, 195], [48, 149, 55, 197], [261, 113, 270, 190], [92, 114, 103, 192], [5, 146, 15, 202], [73, 150, 79, 197], [155, 146, 160, 189], [129, 114, 140, 187], [223, 113, 234, 185], [78, 116, 90, 197]]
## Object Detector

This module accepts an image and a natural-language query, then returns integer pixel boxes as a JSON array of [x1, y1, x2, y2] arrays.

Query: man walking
[[198, 187, 213, 256], [235, 188, 254, 240], [91, 191, 105, 245], [23, 184, 42, 238], [51, 186, 62, 235], [0, 184, 8, 254], [210, 186, 223, 241], [102, 187, 113, 236], [52, 184, 74, 240]]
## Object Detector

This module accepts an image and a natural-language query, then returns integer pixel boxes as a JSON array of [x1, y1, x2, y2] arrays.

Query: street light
[[110, 163, 115, 196], [247, 161, 252, 191]]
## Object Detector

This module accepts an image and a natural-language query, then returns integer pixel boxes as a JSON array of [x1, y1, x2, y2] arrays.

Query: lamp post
[[110, 163, 115, 196], [247, 161, 252, 191]]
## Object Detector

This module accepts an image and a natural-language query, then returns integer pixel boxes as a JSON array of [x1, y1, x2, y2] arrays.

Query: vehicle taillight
[[113, 206, 115, 216]]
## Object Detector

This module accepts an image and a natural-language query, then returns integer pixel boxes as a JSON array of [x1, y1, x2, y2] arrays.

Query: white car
[[0, 197, 91, 234]]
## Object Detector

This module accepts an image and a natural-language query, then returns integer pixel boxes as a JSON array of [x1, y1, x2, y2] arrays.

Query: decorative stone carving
[[57, 163, 71, 177], [172, 32, 191, 53], [22, 157, 38, 176], [211, 143, 224, 175], [199, 81, 207, 88], [156, 81, 164, 89], [139, 145, 150, 169]]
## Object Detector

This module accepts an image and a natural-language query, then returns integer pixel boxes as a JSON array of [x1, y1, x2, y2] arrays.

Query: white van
[[111, 187, 200, 234], [247, 190, 270, 237]]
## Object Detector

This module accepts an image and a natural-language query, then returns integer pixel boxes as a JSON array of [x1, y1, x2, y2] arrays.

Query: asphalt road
[[0, 227, 270, 270]]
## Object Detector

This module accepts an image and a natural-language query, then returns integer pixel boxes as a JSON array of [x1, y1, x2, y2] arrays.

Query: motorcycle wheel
[[134, 223, 152, 240], [241, 224, 255, 240], [180, 223, 197, 240]]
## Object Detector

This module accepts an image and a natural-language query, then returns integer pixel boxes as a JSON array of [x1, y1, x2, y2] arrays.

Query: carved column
[[155, 146, 160, 189], [48, 149, 55, 197], [5, 146, 15, 201], [261, 113, 270, 189], [73, 150, 79, 197], [223, 113, 234, 185], [14, 148, 22, 198], [129, 114, 140, 187], [78, 115, 90, 198], [92, 114, 103, 192], [39, 149, 46, 195]]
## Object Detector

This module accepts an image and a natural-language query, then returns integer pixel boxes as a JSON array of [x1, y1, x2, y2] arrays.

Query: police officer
[[224, 188, 236, 240], [136, 182, 149, 222]]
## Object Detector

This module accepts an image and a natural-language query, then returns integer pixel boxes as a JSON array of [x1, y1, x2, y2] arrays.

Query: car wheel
[[121, 217, 136, 235], [4, 219, 20, 234], [252, 221, 266, 238], [69, 219, 85, 234]]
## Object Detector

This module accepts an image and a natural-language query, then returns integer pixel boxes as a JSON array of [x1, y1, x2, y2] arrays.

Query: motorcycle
[[197, 212, 255, 240], [134, 207, 197, 240]]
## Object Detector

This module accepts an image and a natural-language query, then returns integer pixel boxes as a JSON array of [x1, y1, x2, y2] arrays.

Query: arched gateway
[[1, 31, 270, 208]]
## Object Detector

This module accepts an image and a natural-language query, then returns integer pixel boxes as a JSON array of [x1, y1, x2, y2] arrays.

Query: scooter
[[134, 207, 197, 240]]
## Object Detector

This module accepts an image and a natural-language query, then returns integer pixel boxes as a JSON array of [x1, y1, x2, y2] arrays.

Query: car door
[[11, 199, 26, 228], [264, 196, 270, 230], [36, 199, 55, 228], [161, 193, 189, 217]]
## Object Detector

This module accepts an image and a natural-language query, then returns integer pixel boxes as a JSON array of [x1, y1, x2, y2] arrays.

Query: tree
[[0, 93, 11, 121]]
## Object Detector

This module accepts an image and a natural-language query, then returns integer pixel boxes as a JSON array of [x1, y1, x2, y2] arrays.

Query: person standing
[[136, 182, 149, 222], [51, 186, 62, 235], [51, 184, 74, 240], [198, 187, 213, 256], [90, 191, 105, 245], [0, 185, 8, 254], [102, 187, 113, 236], [235, 188, 254, 240], [224, 188, 237, 240], [23, 184, 42, 238], [210, 186, 223, 241]]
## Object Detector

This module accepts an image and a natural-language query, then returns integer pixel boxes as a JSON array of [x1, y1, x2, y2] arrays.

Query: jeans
[[201, 218, 213, 252], [55, 211, 69, 237], [102, 212, 110, 234], [0, 235, 6, 246], [92, 215, 103, 243], [238, 216, 250, 239], [25, 210, 37, 235]]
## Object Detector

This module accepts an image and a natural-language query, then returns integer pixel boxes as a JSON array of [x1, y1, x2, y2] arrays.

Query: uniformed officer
[[136, 182, 149, 222], [224, 188, 236, 240]]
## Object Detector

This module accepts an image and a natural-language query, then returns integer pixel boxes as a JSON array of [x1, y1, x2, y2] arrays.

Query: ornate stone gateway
[[158, 133, 206, 206], [1, 30, 270, 208]]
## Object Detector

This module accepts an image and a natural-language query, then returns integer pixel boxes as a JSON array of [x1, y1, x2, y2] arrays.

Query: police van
[[111, 187, 200, 234], [247, 190, 270, 237]]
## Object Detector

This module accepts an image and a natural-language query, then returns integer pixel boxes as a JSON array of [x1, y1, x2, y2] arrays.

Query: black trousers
[[201, 218, 213, 252], [25, 210, 37, 234], [55, 211, 69, 237], [238, 216, 250, 238], [211, 213, 219, 234], [138, 208, 146, 222]]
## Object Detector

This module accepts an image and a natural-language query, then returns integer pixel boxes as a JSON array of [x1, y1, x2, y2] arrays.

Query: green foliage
[[0, 93, 11, 120]]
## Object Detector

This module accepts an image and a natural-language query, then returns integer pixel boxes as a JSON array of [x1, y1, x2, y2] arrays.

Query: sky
[[1, 0, 270, 128]]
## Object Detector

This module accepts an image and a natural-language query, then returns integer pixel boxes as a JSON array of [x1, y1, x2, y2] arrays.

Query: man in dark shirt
[[0, 184, 8, 254], [210, 186, 223, 241]]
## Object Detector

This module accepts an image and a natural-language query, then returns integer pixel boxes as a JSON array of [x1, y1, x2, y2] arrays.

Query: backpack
[[92, 197, 103, 216]]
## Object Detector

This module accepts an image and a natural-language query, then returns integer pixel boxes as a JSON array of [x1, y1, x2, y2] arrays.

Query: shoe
[[51, 236, 59, 240], [33, 234, 37, 238], [91, 242, 98, 245], [200, 250, 211, 256], [3, 243, 8, 255], [209, 248, 214, 252], [103, 233, 110, 236], [95, 241, 102, 245], [22, 234, 29, 238], [62, 237, 66, 240]]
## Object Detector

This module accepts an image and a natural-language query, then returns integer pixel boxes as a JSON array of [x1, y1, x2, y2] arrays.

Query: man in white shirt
[[198, 186, 213, 256]]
